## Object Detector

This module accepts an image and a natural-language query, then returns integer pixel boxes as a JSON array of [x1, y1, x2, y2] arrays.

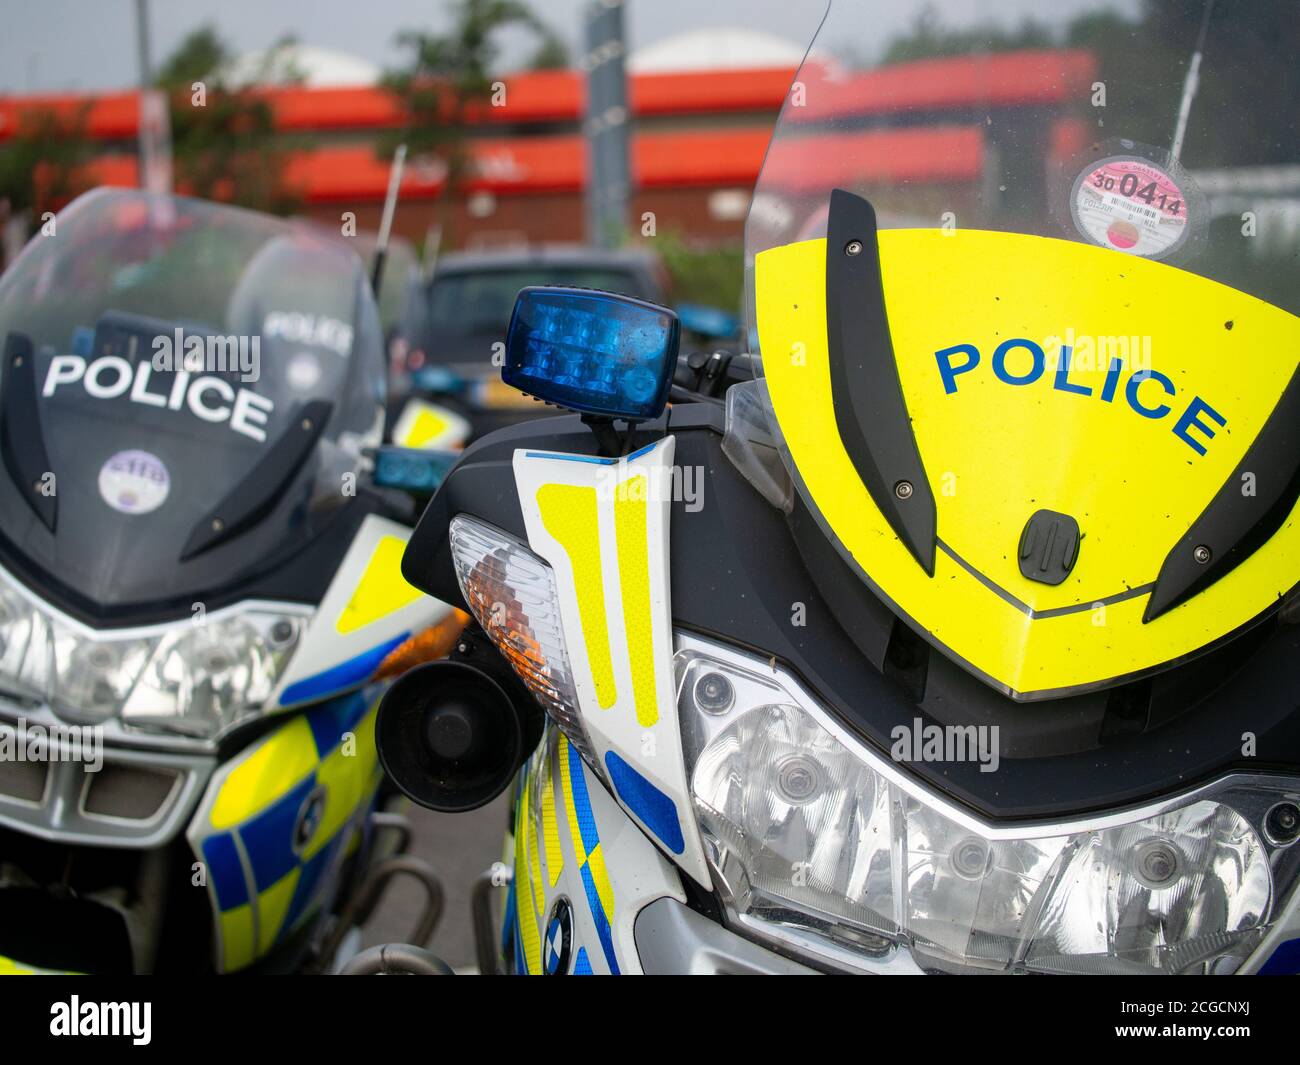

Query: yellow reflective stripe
[[537, 483, 617, 709], [211, 717, 318, 830], [585, 842, 616, 924], [540, 748, 564, 886], [336, 534, 422, 635], [219, 905, 256, 972], [557, 733, 588, 864], [526, 779, 547, 968], [614, 474, 658, 727], [256, 870, 299, 956], [514, 775, 542, 974]]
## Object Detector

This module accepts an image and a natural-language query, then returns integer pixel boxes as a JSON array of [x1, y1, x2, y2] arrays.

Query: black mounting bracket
[[825, 189, 937, 575], [0, 332, 57, 532], [581, 413, 637, 458], [1145, 365, 1300, 622]]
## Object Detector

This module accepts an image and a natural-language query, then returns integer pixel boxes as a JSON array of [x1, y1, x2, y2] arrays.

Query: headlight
[[447, 514, 599, 766], [677, 633, 1297, 975], [119, 612, 306, 737], [0, 563, 307, 740]]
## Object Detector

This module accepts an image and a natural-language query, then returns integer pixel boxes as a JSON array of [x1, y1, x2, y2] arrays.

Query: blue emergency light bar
[[503, 287, 680, 421]]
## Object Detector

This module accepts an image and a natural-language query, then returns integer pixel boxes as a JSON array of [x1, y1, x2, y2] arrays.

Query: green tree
[[653, 229, 744, 313], [882, 3, 1051, 63], [876, 0, 1300, 308], [0, 104, 93, 266], [383, 0, 559, 244], [881, 0, 1299, 168], [530, 30, 570, 71], [155, 25, 226, 87], [1071, 0, 1300, 168], [158, 26, 306, 214]]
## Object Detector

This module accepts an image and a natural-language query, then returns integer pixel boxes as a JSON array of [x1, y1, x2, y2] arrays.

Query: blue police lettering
[[1173, 397, 1228, 456], [992, 339, 1044, 385], [936, 343, 979, 394], [1126, 369, 1175, 419], [1054, 345, 1092, 396], [933, 339, 1225, 455]]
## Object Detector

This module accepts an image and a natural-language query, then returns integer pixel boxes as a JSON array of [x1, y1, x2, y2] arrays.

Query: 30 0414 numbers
[[1092, 171, 1182, 214]]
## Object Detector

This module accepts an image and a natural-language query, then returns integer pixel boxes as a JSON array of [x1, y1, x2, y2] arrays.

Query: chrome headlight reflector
[[0, 563, 307, 740], [677, 634, 1295, 975], [120, 612, 306, 737]]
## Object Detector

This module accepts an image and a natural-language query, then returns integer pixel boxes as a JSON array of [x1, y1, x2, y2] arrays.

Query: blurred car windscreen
[[415, 266, 651, 364]]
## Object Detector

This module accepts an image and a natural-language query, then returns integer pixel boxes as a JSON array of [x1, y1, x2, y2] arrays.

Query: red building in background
[[0, 47, 1095, 250]]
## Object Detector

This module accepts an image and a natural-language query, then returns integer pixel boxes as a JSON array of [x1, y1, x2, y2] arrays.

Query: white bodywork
[[513, 438, 710, 888]]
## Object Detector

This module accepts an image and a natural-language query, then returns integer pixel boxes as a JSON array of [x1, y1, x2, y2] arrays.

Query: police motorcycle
[[376, 0, 1300, 975], [0, 188, 463, 974]]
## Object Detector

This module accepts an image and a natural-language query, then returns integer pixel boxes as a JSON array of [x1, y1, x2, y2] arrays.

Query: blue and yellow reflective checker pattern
[[193, 690, 383, 972], [509, 732, 619, 975]]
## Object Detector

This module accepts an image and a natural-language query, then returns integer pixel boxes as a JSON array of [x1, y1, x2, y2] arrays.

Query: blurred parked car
[[389, 245, 671, 445]]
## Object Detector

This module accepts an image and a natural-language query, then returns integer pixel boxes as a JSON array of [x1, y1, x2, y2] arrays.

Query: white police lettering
[[263, 311, 353, 356], [41, 355, 274, 443]]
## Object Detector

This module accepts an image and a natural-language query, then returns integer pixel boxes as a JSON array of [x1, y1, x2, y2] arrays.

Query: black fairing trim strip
[[825, 189, 937, 575], [0, 489, 380, 628], [1, 333, 57, 532], [1145, 365, 1300, 622], [180, 398, 333, 561]]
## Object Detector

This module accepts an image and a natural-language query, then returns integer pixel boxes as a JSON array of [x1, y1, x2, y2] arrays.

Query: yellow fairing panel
[[758, 229, 1300, 698], [335, 535, 424, 635]]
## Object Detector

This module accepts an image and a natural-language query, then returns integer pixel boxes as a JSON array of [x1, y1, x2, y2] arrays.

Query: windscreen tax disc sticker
[[98, 449, 170, 515], [1070, 155, 1190, 258]]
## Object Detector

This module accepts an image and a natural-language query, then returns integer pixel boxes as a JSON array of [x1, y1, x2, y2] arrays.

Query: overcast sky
[[0, 0, 1136, 95]]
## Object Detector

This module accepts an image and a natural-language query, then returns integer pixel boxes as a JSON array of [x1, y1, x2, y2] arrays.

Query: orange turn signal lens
[[374, 608, 470, 680]]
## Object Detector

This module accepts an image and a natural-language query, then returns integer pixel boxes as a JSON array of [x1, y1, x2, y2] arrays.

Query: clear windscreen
[[295, 219, 420, 334], [745, 0, 1300, 345], [0, 188, 385, 442], [0, 188, 386, 609]]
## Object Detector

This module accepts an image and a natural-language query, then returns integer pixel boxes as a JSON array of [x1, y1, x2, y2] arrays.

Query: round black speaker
[[376, 660, 525, 812]]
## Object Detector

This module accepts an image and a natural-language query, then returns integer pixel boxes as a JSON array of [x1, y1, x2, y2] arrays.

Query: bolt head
[[1266, 802, 1300, 845], [845, 240, 863, 256], [1193, 545, 1212, 564], [894, 480, 914, 500]]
